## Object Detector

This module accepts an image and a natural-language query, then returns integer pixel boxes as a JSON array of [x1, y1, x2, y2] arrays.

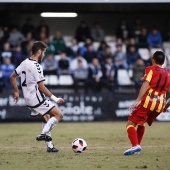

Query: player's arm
[[129, 67, 152, 110], [38, 81, 64, 104], [10, 71, 19, 103], [163, 86, 170, 112], [129, 80, 149, 110], [136, 81, 150, 101]]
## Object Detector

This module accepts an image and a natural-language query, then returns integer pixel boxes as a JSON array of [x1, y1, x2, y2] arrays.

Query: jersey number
[[22, 71, 27, 87]]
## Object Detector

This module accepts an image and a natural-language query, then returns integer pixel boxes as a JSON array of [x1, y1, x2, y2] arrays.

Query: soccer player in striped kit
[[124, 51, 170, 155]]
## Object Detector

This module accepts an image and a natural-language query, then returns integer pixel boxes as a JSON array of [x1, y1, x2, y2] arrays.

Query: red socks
[[127, 125, 138, 147], [137, 125, 145, 145]]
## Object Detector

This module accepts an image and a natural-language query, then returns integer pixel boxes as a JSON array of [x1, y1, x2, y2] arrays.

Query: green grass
[[0, 122, 170, 170]]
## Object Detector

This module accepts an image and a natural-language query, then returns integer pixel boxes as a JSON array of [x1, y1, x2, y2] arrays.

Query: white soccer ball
[[72, 138, 87, 153]]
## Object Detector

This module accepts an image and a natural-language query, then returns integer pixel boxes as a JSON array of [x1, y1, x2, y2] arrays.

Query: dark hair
[[31, 41, 47, 55], [153, 51, 165, 65]]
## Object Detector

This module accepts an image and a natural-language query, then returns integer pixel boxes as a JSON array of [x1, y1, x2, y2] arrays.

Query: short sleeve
[[142, 67, 153, 83], [15, 64, 22, 76], [33, 63, 45, 83]]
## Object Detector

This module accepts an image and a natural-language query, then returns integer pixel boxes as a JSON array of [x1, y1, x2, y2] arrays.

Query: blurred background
[[0, 0, 170, 122]]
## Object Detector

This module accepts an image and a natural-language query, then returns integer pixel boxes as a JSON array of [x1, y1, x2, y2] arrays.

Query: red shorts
[[128, 104, 160, 126]]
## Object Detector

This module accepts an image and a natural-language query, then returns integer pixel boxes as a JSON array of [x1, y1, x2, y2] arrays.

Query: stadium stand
[[0, 16, 170, 93]]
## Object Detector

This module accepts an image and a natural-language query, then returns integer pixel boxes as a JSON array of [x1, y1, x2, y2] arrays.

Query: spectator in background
[[116, 19, 131, 42], [116, 38, 123, 46], [98, 45, 113, 65], [0, 26, 9, 51], [126, 37, 137, 53], [102, 57, 117, 92], [43, 53, 57, 73], [65, 37, 79, 58], [21, 17, 35, 38], [88, 58, 103, 92], [21, 31, 34, 45], [1, 57, 15, 90], [83, 43, 97, 63], [23, 32, 34, 42], [132, 58, 145, 92], [91, 21, 105, 42], [79, 38, 93, 56], [113, 44, 128, 70], [71, 56, 88, 93], [126, 45, 141, 68], [42, 37, 55, 58], [38, 30, 47, 41], [97, 41, 108, 62], [21, 32, 34, 57], [104, 45, 113, 59], [52, 31, 66, 55], [1, 42, 13, 64], [75, 20, 91, 42], [136, 27, 149, 48], [21, 40, 34, 61], [133, 17, 143, 38], [27, 40, 34, 53], [8, 25, 24, 48], [98, 40, 108, 52], [58, 52, 70, 74], [148, 28, 163, 48], [70, 53, 88, 71], [13, 46, 24, 67], [36, 19, 49, 39]]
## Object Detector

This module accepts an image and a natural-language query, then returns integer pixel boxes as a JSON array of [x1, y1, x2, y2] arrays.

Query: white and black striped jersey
[[15, 58, 46, 107]]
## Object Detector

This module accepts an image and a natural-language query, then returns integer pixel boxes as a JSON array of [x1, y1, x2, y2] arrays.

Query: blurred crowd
[[0, 17, 170, 93]]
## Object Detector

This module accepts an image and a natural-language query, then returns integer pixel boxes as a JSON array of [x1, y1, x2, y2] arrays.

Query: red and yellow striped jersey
[[141, 65, 170, 113]]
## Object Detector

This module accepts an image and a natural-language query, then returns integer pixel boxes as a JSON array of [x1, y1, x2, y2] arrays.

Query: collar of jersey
[[29, 58, 37, 62]]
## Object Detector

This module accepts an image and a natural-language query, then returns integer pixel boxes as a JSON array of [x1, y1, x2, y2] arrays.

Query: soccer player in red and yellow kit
[[123, 51, 170, 155]]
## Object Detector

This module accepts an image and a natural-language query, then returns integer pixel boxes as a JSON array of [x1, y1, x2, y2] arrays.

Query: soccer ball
[[72, 138, 87, 153]]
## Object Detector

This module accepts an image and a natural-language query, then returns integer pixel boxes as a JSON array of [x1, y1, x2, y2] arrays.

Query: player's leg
[[36, 99, 62, 142], [41, 114, 53, 148], [123, 105, 147, 155], [41, 107, 63, 135], [136, 111, 159, 146], [124, 120, 142, 155], [147, 111, 159, 126], [29, 101, 61, 152], [137, 124, 145, 145], [126, 120, 138, 147], [40, 114, 59, 152]]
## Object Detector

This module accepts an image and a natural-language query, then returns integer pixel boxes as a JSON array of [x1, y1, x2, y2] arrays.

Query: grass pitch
[[0, 122, 170, 170]]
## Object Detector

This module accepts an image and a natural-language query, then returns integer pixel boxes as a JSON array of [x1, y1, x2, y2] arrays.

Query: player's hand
[[57, 98, 65, 104], [14, 91, 19, 104], [128, 100, 139, 110]]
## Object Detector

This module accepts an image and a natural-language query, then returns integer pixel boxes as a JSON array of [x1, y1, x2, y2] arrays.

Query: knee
[[55, 113, 63, 121], [59, 113, 63, 119]]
